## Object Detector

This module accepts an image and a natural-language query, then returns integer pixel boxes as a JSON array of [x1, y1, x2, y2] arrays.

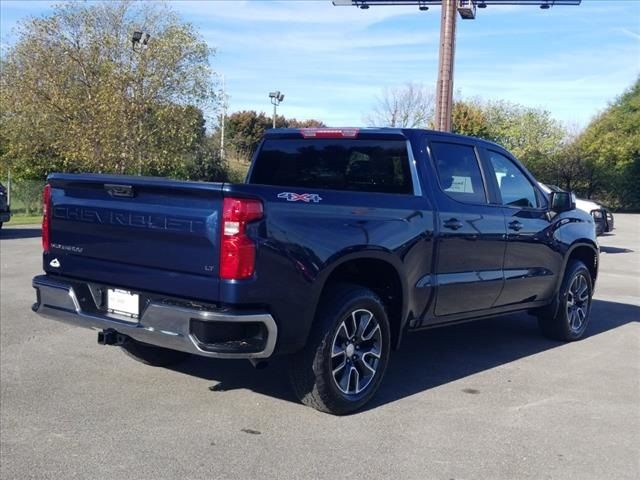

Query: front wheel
[[538, 260, 593, 341], [288, 283, 391, 415]]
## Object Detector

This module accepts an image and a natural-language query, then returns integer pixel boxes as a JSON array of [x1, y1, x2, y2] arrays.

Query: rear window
[[430, 141, 486, 204], [249, 139, 413, 194]]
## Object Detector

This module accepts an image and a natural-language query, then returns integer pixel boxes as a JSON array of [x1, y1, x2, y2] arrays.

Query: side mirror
[[550, 191, 575, 213]]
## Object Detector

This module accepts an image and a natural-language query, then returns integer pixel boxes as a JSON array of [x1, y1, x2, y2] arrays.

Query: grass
[[4, 215, 42, 226]]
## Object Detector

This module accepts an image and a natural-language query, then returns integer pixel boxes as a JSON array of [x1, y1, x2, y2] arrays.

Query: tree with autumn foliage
[[0, 0, 221, 180], [574, 78, 640, 209]]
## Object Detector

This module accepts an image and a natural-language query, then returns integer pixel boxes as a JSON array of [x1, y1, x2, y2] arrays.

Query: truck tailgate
[[45, 174, 223, 302]]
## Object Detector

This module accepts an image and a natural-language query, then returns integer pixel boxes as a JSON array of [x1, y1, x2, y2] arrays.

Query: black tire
[[288, 283, 391, 415], [538, 260, 593, 341], [120, 339, 190, 367]]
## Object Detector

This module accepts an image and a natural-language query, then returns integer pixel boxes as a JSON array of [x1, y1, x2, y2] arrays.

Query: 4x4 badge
[[277, 192, 322, 203]]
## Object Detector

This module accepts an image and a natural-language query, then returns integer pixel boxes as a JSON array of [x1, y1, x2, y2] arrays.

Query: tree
[[451, 98, 566, 180], [365, 83, 435, 128], [485, 101, 565, 178], [212, 110, 325, 180], [451, 99, 491, 139], [366, 88, 564, 177], [286, 118, 326, 129], [577, 78, 640, 209], [0, 0, 221, 179], [216, 110, 325, 161], [221, 111, 273, 162]]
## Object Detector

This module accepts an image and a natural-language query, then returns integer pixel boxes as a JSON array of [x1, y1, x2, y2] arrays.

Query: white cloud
[[1, 0, 638, 128], [619, 28, 640, 41]]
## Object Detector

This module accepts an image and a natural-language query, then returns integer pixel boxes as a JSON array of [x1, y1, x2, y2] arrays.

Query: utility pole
[[435, 0, 457, 132], [333, 1, 581, 132]]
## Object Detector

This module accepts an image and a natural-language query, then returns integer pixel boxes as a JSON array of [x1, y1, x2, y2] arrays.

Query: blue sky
[[1, 0, 639, 128]]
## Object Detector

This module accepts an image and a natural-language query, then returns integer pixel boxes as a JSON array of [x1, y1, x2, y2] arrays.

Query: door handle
[[508, 220, 523, 231], [443, 218, 463, 230]]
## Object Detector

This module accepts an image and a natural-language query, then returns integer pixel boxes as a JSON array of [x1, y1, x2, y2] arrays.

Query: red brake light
[[299, 128, 359, 139], [219, 197, 263, 280], [42, 184, 51, 253]]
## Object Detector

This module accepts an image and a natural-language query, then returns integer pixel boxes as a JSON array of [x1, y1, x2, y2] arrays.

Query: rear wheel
[[538, 260, 593, 341], [288, 283, 391, 415], [120, 339, 190, 367]]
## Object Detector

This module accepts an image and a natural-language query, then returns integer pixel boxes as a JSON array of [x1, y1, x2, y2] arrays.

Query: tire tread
[[288, 283, 390, 415], [538, 259, 592, 342]]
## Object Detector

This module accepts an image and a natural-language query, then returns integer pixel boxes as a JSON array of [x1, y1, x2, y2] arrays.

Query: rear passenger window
[[250, 139, 412, 194], [430, 142, 486, 203]]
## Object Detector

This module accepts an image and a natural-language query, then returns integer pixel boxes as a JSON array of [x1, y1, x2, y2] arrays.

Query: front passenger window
[[488, 151, 539, 208]]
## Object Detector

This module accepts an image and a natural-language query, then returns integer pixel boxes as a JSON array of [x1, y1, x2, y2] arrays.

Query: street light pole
[[272, 102, 277, 129], [269, 91, 285, 128], [434, 0, 457, 132], [220, 74, 226, 159], [131, 30, 151, 175]]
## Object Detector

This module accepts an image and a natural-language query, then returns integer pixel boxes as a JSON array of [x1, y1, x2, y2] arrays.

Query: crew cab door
[[480, 148, 559, 306], [427, 139, 506, 318]]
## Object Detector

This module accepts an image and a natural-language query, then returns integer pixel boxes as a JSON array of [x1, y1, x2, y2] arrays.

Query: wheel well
[[568, 245, 598, 282], [321, 259, 404, 348]]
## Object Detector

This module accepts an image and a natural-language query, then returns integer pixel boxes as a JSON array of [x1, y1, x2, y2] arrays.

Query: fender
[[555, 240, 599, 293], [309, 247, 410, 349], [548, 206, 599, 295], [540, 240, 599, 320]]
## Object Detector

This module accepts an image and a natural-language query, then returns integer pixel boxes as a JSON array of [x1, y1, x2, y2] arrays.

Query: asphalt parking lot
[[1, 215, 638, 480]]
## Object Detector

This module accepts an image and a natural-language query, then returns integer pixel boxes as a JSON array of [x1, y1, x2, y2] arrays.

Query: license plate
[[107, 289, 139, 320]]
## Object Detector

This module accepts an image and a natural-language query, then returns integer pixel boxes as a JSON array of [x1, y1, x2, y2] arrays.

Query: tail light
[[219, 197, 263, 280], [42, 184, 52, 253]]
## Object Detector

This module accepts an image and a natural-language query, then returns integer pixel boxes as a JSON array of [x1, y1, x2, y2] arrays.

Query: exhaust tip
[[249, 359, 269, 370]]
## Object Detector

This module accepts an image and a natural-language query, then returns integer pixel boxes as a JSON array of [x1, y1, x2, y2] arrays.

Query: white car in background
[[539, 183, 614, 236]]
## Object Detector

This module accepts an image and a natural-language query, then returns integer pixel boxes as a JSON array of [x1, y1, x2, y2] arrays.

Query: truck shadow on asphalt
[[0, 227, 41, 239], [170, 299, 639, 411], [600, 246, 634, 254]]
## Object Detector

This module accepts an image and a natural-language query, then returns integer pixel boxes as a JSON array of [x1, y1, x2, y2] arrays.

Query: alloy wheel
[[566, 273, 590, 333], [330, 309, 382, 395]]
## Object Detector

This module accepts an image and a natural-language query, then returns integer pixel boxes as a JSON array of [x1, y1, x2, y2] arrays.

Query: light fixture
[[131, 31, 150, 51], [269, 91, 285, 128]]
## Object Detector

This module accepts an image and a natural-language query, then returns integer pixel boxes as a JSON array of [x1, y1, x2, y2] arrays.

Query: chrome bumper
[[32, 275, 277, 359]]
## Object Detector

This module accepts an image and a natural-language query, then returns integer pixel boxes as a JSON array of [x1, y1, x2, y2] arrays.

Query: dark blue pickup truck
[[32, 128, 599, 414]]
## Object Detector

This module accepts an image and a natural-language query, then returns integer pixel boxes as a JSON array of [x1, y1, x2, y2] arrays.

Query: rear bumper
[[32, 275, 277, 359], [0, 210, 10, 222]]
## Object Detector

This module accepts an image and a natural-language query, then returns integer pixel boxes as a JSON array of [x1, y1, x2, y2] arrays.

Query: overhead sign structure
[[334, 0, 582, 132], [333, 1, 581, 10]]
